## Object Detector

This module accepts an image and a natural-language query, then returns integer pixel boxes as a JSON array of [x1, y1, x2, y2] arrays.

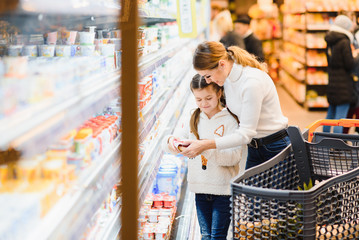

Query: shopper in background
[[324, 15, 356, 133], [180, 41, 289, 170], [233, 14, 264, 62], [209, 2, 223, 41], [344, 25, 359, 133], [212, 9, 245, 49], [163, 74, 242, 240]]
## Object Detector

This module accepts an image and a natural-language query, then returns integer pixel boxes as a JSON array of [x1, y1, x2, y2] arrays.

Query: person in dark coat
[[213, 9, 245, 49], [234, 14, 264, 62], [324, 15, 355, 133]]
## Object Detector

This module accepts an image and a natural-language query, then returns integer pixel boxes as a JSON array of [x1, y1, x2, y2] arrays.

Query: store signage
[[202, 0, 210, 28], [177, 0, 197, 38]]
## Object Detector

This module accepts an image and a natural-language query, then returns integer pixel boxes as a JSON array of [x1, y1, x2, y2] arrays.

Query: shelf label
[[177, 0, 197, 38]]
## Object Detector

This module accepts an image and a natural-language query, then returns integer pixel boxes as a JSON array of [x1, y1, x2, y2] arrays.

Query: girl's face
[[196, 60, 229, 86], [192, 85, 222, 118]]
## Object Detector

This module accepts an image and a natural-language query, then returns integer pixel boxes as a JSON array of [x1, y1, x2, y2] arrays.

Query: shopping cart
[[231, 119, 359, 240]]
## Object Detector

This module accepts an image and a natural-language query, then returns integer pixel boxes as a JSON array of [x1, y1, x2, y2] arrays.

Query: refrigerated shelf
[[90, 205, 122, 240], [0, 38, 192, 157], [0, 70, 120, 157], [138, 68, 193, 205], [139, 38, 191, 79], [2, 0, 120, 15], [28, 137, 121, 240]]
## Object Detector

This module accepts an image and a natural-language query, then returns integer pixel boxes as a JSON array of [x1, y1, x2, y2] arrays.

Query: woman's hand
[[180, 139, 215, 158]]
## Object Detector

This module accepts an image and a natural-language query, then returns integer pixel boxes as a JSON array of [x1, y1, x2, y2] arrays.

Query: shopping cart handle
[[287, 126, 313, 187], [306, 119, 359, 142]]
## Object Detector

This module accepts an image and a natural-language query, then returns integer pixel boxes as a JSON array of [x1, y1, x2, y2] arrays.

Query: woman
[[324, 15, 356, 133], [181, 41, 289, 169]]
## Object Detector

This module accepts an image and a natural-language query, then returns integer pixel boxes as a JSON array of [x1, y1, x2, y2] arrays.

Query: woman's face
[[196, 61, 228, 86], [192, 85, 221, 118]]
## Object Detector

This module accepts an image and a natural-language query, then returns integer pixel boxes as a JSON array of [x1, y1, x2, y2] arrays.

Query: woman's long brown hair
[[190, 74, 239, 140], [193, 41, 267, 72]]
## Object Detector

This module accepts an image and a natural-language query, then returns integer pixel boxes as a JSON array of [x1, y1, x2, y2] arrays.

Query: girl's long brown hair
[[190, 74, 239, 140], [193, 41, 267, 72]]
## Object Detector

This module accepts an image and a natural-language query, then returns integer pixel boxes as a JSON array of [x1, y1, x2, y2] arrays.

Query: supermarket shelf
[[282, 83, 305, 106], [280, 70, 305, 105], [280, 65, 305, 82], [139, 39, 190, 79], [306, 102, 329, 109], [259, 37, 282, 41], [307, 25, 331, 31], [292, 55, 306, 65], [306, 62, 327, 67], [0, 70, 120, 157], [306, 10, 339, 13], [5, 0, 120, 15], [284, 25, 306, 31], [97, 206, 122, 240], [282, 11, 305, 15], [306, 45, 326, 50], [138, 73, 192, 205], [283, 38, 306, 48], [29, 138, 121, 240], [139, 62, 191, 143]]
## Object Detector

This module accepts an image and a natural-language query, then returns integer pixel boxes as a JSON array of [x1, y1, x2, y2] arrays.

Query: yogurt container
[[61, 31, 77, 45], [78, 32, 95, 45], [55, 45, 71, 57], [42, 159, 63, 180], [39, 45, 55, 57], [79, 45, 95, 56], [16, 160, 39, 182], [99, 44, 115, 57], [8, 45, 23, 56], [22, 45, 38, 57], [46, 31, 58, 45], [0, 164, 8, 184]]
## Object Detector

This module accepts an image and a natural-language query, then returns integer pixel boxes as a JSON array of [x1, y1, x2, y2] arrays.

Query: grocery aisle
[[277, 83, 327, 130]]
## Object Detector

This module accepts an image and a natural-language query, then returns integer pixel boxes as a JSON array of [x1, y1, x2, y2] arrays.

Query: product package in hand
[[172, 140, 190, 152]]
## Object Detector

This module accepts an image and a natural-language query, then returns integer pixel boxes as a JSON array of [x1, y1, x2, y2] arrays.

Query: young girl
[[181, 41, 289, 170], [162, 74, 242, 240]]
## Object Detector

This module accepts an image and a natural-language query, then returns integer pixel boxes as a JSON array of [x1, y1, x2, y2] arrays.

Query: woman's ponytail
[[227, 46, 268, 72]]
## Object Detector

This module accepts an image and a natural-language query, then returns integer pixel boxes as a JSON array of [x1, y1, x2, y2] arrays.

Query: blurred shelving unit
[[280, 0, 359, 109], [248, 3, 282, 82], [0, 0, 210, 239]]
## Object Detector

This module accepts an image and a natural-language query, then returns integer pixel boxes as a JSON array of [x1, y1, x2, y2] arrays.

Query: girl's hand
[[168, 137, 181, 153], [180, 139, 206, 158]]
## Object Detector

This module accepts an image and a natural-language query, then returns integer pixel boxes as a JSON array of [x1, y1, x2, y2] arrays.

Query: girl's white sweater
[[162, 108, 243, 195]]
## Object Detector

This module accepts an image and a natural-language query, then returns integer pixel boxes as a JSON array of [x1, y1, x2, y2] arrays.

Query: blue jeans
[[245, 136, 290, 170], [323, 103, 350, 133], [195, 194, 231, 240]]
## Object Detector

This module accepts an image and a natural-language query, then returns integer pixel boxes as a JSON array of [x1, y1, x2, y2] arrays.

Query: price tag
[[177, 0, 197, 38], [139, 111, 145, 123]]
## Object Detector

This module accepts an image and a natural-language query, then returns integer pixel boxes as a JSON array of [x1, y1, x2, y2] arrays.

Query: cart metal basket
[[231, 119, 359, 240]]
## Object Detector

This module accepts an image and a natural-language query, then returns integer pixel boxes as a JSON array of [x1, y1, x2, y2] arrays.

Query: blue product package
[[156, 170, 177, 195]]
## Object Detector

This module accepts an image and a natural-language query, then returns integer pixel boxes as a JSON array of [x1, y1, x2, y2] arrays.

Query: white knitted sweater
[[162, 108, 243, 195]]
